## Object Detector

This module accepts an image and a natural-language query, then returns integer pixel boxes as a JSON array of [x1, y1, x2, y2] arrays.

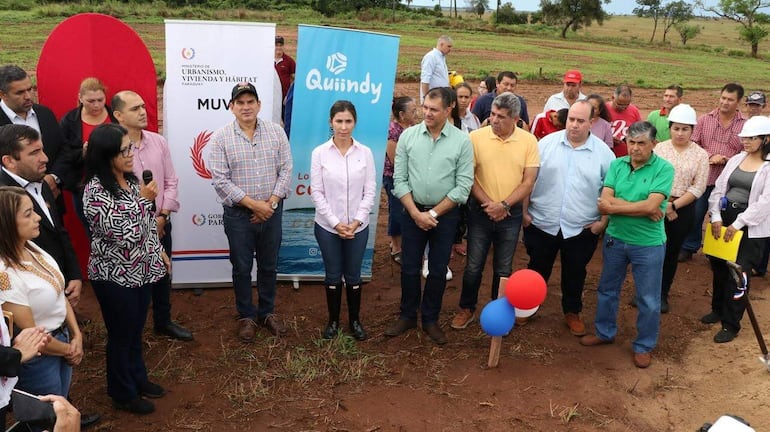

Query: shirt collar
[[2, 166, 37, 189], [0, 100, 35, 123], [623, 152, 658, 170]]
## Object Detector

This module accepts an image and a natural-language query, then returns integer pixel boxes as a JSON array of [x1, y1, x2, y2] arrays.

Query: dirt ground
[[61, 82, 770, 432]]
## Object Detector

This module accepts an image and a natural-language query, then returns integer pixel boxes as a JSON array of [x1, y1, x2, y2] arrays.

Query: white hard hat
[[667, 103, 697, 125], [738, 115, 770, 137]]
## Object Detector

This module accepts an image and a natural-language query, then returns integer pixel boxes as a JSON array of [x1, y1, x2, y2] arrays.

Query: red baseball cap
[[563, 70, 582, 83]]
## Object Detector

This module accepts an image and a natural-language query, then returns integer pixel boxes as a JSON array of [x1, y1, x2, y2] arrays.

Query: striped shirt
[[208, 118, 293, 207], [692, 109, 746, 186], [83, 178, 166, 288]]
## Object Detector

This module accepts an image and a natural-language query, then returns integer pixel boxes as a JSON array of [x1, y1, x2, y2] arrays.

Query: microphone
[[142, 170, 156, 213]]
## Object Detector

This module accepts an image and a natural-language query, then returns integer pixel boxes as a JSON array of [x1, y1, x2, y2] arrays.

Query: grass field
[[0, 5, 767, 89]]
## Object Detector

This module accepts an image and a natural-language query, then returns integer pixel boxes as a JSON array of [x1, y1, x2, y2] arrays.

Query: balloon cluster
[[479, 269, 547, 337]]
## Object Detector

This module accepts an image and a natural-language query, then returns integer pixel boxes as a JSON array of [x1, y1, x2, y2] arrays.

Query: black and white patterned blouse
[[83, 177, 166, 288]]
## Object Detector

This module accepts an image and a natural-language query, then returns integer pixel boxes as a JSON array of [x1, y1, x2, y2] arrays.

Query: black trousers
[[662, 201, 696, 299], [708, 206, 766, 333], [523, 224, 600, 314]]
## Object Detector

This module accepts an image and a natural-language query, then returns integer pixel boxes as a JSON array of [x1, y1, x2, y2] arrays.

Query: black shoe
[[80, 413, 101, 429], [660, 298, 670, 314], [350, 321, 367, 341], [140, 381, 166, 399], [700, 312, 720, 324], [384, 318, 417, 337], [422, 323, 447, 345], [322, 321, 339, 339], [113, 397, 155, 415], [155, 321, 193, 341], [678, 250, 693, 262], [714, 328, 737, 343]]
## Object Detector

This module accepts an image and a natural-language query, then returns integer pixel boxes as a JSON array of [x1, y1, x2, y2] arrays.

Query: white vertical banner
[[164, 20, 275, 286]]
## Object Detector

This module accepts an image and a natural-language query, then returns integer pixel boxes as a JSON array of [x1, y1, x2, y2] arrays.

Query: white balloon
[[515, 305, 539, 318]]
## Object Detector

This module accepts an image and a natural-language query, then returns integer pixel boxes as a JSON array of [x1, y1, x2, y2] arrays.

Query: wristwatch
[[671, 201, 677, 211], [270, 200, 279, 210], [500, 200, 512, 213], [428, 209, 438, 219]]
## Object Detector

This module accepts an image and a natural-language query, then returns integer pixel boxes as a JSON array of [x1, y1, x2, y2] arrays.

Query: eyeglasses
[[120, 142, 135, 158]]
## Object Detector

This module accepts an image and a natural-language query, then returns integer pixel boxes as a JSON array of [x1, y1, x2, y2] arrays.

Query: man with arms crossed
[[209, 83, 293, 342], [386, 87, 473, 345], [581, 121, 674, 369], [522, 100, 615, 336]]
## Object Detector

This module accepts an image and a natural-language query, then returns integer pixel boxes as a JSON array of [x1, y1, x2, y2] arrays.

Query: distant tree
[[661, 1, 694, 43], [493, 2, 528, 24], [634, 0, 663, 43], [540, 0, 610, 38], [696, 0, 770, 57], [675, 22, 702, 45], [467, 0, 489, 16]]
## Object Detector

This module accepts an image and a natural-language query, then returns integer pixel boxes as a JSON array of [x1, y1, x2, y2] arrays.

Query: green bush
[[492, 3, 527, 25]]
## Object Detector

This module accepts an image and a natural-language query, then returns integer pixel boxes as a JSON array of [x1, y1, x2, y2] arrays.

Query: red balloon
[[505, 269, 547, 310]]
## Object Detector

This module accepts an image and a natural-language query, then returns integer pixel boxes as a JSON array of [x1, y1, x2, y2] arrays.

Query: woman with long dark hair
[[311, 101, 376, 341], [83, 123, 168, 414], [704, 116, 770, 343], [0, 186, 79, 403]]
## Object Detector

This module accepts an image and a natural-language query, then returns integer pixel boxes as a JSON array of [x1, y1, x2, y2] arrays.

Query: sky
[[409, 0, 770, 16]]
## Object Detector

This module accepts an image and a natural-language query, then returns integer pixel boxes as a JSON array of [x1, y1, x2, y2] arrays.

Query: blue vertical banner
[[279, 25, 400, 281]]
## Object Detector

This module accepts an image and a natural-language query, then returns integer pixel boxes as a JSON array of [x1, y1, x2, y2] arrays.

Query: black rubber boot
[[323, 283, 342, 339], [346, 283, 367, 341]]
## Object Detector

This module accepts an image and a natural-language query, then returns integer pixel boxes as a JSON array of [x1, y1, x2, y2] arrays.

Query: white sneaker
[[446, 267, 453, 281], [422, 259, 429, 278]]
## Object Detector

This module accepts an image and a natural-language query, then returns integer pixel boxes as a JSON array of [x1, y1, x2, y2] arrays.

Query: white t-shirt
[[0, 242, 67, 332], [0, 317, 19, 409]]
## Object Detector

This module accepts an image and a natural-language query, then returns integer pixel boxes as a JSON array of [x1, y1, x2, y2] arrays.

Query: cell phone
[[10, 389, 56, 426]]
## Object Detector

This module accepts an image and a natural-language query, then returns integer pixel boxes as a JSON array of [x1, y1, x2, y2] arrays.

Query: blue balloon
[[480, 298, 516, 337]]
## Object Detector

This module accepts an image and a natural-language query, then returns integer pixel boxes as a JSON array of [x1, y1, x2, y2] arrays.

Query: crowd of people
[[0, 31, 769, 429], [404, 35, 770, 369]]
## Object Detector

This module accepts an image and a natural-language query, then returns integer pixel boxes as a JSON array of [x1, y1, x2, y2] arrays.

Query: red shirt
[[609, 103, 641, 157], [274, 54, 296, 99], [532, 110, 561, 140]]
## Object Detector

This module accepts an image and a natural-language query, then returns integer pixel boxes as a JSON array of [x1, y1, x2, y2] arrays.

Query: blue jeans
[[594, 235, 665, 354], [223, 204, 282, 320], [17, 329, 72, 397], [400, 206, 459, 324], [92, 280, 152, 403], [682, 185, 714, 253], [151, 221, 173, 327], [314, 223, 368, 286], [383, 176, 403, 237], [459, 199, 521, 311]]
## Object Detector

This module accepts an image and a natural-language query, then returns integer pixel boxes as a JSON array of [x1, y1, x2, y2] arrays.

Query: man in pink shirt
[[113, 90, 193, 342], [608, 85, 642, 157]]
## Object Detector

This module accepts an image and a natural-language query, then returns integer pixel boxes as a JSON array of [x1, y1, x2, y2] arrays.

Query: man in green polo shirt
[[647, 84, 682, 142], [580, 121, 674, 369], [385, 87, 474, 345]]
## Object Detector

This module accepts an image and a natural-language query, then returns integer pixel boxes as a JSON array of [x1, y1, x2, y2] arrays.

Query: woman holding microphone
[[311, 101, 376, 341], [83, 123, 169, 413]]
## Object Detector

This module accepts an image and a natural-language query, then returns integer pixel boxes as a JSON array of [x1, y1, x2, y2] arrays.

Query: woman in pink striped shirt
[[310, 101, 376, 341]]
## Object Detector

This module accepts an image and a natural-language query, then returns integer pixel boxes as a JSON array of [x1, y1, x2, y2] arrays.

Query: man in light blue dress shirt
[[523, 100, 616, 337]]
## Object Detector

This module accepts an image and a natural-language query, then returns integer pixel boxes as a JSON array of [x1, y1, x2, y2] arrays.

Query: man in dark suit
[[0, 65, 70, 197], [0, 124, 100, 428]]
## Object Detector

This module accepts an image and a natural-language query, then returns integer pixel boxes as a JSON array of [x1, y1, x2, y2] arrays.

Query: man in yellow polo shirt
[[451, 92, 540, 330]]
